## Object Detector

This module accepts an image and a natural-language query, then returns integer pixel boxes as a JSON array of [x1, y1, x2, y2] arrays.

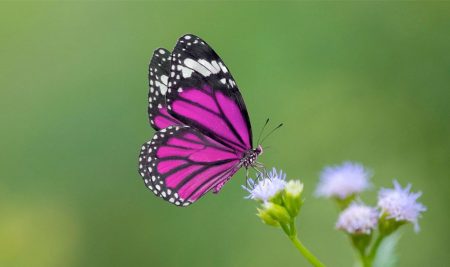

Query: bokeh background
[[1, 2, 449, 267]]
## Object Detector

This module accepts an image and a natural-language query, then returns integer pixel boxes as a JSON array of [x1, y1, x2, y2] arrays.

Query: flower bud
[[256, 208, 279, 227], [262, 202, 291, 224], [351, 233, 372, 255], [377, 214, 405, 236], [283, 180, 304, 217]]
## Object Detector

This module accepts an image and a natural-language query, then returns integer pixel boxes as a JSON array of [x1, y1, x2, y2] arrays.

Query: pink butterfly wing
[[138, 126, 241, 206]]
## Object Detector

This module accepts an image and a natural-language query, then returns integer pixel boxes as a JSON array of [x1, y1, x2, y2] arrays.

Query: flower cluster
[[244, 163, 426, 267], [316, 162, 426, 235], [243, 168, 304, 228], [315, 161, 426, 267]]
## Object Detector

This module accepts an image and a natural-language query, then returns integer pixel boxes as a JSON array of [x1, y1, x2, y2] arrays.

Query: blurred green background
[[1, 2, 449, 267]]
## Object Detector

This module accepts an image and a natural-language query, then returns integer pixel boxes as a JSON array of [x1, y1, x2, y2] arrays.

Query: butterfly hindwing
[[148, 48, 182, 130], [138, 125, 241, 206], [165, 34, 253, 152]]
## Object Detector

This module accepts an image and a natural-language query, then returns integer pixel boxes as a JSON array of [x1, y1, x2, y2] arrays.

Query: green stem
[[351, 235, 373, 267], [289, 235, 326, 267], [368, 234, 385, 262], [286, 221, 326, 267], [359, 250, 372, 267]]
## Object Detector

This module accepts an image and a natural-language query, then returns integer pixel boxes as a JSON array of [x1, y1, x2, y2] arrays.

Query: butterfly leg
[[253, 161, 265, 169], [251, 163, 271, 181], [255, 162, 268, 177], [245, 167, 250, 185], [250, 165, 264, 180]]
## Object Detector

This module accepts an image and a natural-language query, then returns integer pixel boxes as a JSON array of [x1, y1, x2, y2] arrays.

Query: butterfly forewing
[[138, 126, 241, 206], [166, 34, 253, 152], [148, 48, 182, 130]]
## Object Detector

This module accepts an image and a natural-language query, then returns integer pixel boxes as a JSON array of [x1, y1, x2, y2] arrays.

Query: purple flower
[[242, 168, 286, 202], [316, 162, 372, 199], [336, 202, 379, 235], [378, 180, 426, 232]]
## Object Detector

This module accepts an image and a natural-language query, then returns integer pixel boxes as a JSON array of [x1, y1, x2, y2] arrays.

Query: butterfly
[[138, 34, 264, 207]]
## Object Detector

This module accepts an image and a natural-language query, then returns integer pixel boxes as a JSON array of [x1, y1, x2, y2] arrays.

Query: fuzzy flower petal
[[336, 202, 379, 235], [378, 180, 426, 232], [243, 168, 286, 202], [316, 162, 371, 199]]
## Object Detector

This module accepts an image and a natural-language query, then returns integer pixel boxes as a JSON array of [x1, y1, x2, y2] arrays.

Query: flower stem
[[289, 235, 326, 267], [285, 221, 326, 267], [350, 234, 372, 267], [367, 234, 385, 262], [359, 250, 372, 267]]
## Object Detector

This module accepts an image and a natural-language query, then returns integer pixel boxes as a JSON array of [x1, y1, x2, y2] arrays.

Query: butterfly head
[[255, 144, 263, 156]]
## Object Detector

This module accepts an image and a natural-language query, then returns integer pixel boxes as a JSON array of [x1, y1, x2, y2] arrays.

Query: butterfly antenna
[[260, 123, 283, 145], [256, 118, 270, 145]]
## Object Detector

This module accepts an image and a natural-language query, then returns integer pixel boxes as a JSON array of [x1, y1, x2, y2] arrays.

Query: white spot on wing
[[184, 58, 211, 77], [198, 59, 220, 74], [155, 80, 167, 95], [211, 61, 220, 71], [160, 75, 168, 85], [178, 65, 193, 78], [218, 62, 228, 73]]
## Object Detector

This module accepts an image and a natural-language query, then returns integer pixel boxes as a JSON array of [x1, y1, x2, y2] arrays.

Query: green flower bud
[[269, 190, 284, 206], [378, 213, 405, 236], [283, 180, 304, 217], [351, 233, 372, 255], [256, 208, 280, 227], [334, 194, 357, 210], [262, 202, 291, 224]]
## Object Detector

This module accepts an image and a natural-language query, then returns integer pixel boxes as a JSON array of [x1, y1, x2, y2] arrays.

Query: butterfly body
[[242, 145, 263, 168], [138, 34, 262, 206]]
